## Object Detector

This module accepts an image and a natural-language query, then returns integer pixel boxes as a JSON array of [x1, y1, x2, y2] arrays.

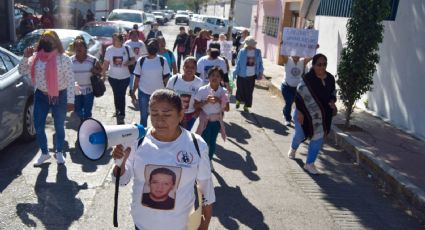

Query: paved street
[[0, 20, 424, 230]]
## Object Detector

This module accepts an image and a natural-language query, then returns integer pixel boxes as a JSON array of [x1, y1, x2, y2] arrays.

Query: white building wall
[[200, 0, 256, 28], [314, 0, 425, 140]]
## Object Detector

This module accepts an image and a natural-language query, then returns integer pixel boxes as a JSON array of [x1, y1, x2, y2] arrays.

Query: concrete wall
[[314, 0, 425, 140], [200, 0, 256, 28]]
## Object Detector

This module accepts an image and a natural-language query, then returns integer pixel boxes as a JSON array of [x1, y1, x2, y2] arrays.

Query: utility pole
[[226, 0, 235, 41]]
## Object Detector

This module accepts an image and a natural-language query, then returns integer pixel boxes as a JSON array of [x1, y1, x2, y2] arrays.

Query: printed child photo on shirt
[[113, 56, 124, 67], [142, 165, 182, 210], [247, 57, 255, 66], [133, 47, 140, 56]]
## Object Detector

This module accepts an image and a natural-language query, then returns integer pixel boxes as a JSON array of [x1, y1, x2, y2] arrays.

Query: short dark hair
[[149, 89, 183, 113], [149, 167, 176, 185], [112, 32, 125, 43], [213, 33, 219, 39], [207, 66, 224, 79], [74, 38, 87, 50], [179, 26, 185, 31], [312, 53, 327, 65]]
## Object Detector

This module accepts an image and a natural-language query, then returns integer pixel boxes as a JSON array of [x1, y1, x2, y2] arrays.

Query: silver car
[[0, 47, 36, 151]]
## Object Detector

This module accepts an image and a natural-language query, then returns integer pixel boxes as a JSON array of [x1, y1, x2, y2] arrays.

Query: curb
[[262, 74, 425, 224]]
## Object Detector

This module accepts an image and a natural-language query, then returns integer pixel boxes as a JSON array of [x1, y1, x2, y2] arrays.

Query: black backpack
[[139, 55, 171, 80]]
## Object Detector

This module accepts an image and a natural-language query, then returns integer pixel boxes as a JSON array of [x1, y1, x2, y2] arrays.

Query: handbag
[[90, 60, 106, 97]]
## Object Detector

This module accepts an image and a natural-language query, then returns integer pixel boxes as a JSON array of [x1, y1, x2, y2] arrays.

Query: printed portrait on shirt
[[142, 165, 182, 210], [247, 57, 255, 67], [113, 56, 124, 67], [290, 67, 302, 76], [204, 65, 213, 74], [133, 47, 140, 56]]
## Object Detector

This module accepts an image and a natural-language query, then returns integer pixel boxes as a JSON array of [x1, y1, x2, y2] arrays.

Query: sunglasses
[[316, 62, 327, 67]]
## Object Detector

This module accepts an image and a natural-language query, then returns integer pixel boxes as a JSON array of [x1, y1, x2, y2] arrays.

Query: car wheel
[[20, 97, 36, 141]]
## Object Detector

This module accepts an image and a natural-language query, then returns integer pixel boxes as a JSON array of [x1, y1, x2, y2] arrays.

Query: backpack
[[139, 55, 171, 81]]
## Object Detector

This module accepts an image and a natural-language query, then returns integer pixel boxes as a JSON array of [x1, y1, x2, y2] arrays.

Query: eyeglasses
[[316, 62, 327, 67]]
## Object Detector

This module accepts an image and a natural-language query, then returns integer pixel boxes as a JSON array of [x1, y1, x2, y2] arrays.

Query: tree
[[337, 0, 390, 127]]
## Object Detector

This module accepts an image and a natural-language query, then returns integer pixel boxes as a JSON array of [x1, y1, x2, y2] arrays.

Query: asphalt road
[[0, 19, 423, 230]]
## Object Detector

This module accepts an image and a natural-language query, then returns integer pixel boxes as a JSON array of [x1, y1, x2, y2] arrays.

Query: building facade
[[314, 0, 425, 140], [200, 0, 257, 28]]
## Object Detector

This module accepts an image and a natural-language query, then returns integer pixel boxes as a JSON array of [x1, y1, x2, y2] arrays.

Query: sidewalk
[[261, 58, 425, 223]]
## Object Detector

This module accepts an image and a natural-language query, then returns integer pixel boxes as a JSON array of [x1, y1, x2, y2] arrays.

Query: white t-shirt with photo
[[116, 128, 215, 230], [246, 49, 256, 77], [104, 45, 135, 79], [283, 57, 305, 87], [194, 84, 229, 115], [133, 55, 171, 95], [166, 74, 204, 114], [124, 40, 147, 59], [196, 56, 228, 84]]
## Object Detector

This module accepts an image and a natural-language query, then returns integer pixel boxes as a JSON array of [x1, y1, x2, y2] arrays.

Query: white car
[[107, 9, 149, 36], [189, 16, 247, 36], [175, 11, 190, 25], [152, 11, 166, 25]]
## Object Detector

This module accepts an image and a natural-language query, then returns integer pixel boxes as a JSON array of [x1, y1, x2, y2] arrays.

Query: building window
[[262, 16, 279, 38], [317, 0, 399, 21]]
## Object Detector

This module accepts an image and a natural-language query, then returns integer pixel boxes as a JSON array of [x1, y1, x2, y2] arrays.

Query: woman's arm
[[198, 204, 213, 230]]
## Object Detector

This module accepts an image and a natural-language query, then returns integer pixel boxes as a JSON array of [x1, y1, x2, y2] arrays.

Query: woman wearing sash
[[287, 54, 337, 174]]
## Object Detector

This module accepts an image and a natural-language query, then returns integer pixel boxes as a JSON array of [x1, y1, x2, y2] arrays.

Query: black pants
[[177, 52, 186, 72], [236, 75, 256, 107], [108, 77, 130, 121]]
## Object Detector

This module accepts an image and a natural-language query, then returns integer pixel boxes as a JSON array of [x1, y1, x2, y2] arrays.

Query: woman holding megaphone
[[111, 89, 215, 230]]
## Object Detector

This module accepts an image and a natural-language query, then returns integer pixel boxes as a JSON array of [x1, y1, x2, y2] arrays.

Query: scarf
[[31, 49, 59, 102]]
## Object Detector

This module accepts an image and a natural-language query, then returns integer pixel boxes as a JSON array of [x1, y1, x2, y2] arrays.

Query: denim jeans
[[74, 93, 94, 120], [201, 121, 221, 160], [138, 89, 151, 127], [33, 89, 67, 154], [108, 77, 130, 121], [129, 74, 135, 91], [281, 82, 297, 122], [177, 52, 186, 72], [291, 110, 324, 164]]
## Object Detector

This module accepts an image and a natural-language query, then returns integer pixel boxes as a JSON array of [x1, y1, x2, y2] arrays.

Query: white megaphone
[[78, 118, 146, 166]]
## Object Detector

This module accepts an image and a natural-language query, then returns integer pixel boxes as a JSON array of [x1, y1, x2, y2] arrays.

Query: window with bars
[[262, 16, 280, 38], [317, 0, 399, 21]]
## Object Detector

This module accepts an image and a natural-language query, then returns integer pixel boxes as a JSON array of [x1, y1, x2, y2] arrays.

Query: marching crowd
[[18, 22, 336, 229]]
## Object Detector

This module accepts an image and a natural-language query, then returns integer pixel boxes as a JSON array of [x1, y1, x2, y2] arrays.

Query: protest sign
[[280, 28, 319, 57]]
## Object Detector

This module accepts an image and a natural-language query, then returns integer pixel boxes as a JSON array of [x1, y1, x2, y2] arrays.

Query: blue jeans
[[129, 74, 135, 91], [33, 89, 67, 154], [138, 89, 151, 127], [281, 82, 297, 122], [291, 110, 324, 164], [74, 93, 94, 120], [201, 121, 221, 160], [108, 77, 130, 120]]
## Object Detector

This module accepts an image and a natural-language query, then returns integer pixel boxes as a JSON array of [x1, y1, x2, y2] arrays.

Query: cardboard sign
[[281, 28, 319, 57]]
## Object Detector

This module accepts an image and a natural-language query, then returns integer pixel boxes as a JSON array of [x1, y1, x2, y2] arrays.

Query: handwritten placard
[[281, 28, 319, 57]]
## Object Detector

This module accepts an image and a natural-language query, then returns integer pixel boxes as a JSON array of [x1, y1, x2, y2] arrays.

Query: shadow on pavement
[[0, 140, 39, 192], [215, 140, 260, 181], [291, 142, 423, 229], [16, 164, 87, 229], [224, 122, 251, 144], [241, 112, 289, 136], [212, 171, 269, 230]]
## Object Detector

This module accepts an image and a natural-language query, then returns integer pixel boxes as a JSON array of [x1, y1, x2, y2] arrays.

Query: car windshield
[[82, 25, 118, 37], [13, 33, 78, 55], [108, 12, 142, 23]]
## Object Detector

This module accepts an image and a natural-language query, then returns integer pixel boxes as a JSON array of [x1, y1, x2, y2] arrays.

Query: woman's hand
[[206, 95, 220, 104], [23, 47, 35, 58], [297, 112, 304, 125], [112, 144, 131, 168]]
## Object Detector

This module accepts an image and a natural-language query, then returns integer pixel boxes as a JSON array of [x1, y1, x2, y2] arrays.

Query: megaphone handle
[[113, 167, 121, 227]]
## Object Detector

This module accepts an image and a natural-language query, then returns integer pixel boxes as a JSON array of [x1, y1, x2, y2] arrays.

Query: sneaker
[[117, 118, 125, 125], [235, 100, 240, 109], [287, 148, 296, 159], [284, 120, 291, 126], [243, 106, 250, 112], [33, 154, 51, 167], [55, 152, 65, 165], [304, 163, 319, 175]]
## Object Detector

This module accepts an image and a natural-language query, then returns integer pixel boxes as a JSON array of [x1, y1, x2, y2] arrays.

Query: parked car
[[0, 47, 36, 151], [152, 11, 166, 25], [175, 11, 190, 25], [81, 21, 126, 60], [107, 9, 149, 35], [145, 13, 156, 25], [10, 29, 101, 59], [189, 16, 248, 37]]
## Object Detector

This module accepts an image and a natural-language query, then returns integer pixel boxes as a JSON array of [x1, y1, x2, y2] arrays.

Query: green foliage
[[167, 0, 209, 11], [337, 0, 390, 127]]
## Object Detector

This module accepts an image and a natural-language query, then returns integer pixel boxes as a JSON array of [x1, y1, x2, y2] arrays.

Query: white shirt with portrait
[[166, 74, 204, 114], [282, 57, 305, 87], [114, 128, 215, 230], [104, 45, 134, 79], [124, 40, 147, 60], [196, 56, 227, 84]]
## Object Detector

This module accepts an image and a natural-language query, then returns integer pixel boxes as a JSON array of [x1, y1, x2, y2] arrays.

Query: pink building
[[252, 0, 305, 65]]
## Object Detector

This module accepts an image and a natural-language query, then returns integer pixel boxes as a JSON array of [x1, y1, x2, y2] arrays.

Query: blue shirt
[[159, 50, 176, 72]]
